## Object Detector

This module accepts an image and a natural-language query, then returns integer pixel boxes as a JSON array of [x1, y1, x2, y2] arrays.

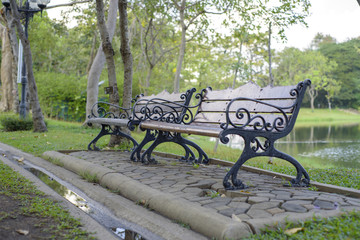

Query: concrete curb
[[43, 151, 254, 240], [0, 147, 118, 240]]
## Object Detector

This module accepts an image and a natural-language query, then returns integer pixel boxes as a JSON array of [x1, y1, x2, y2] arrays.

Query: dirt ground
[[0, 193, 93, 240]]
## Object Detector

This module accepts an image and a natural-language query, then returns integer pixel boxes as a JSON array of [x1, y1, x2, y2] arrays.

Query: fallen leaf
[[46, 142, 51, 145], [16, 229, 29, 235], [17, 157, 24, 162], [220, 194, 226, 197], [284, 227, 304, 236], [231, 214, 242, 222]]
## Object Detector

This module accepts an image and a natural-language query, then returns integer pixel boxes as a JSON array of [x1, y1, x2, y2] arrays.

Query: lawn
[[0, 108, 359, 239]]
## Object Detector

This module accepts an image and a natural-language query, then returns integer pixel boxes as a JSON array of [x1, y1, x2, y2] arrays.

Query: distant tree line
[[1, 1, 359, 124]]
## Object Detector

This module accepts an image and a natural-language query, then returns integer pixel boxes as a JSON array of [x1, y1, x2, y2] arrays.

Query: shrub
[[0, 117, 33, 131]]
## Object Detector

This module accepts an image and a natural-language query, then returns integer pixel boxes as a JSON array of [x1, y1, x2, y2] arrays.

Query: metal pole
[[19, 1, 29, 119]]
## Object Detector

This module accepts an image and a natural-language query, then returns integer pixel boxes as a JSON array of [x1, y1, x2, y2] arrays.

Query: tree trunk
[[96, 0, 121, 147], [86, 0, 118, 120], [0, 24, 14, 112], [233, 39, 245, 88], [119, 0, 133, 110], [9, 0, 47, 132], [7, 14, 19, 113], [173, 1, 186, 93], [307, 85, 317, 112], [86, 30, 97, 74], [145, 66, 153, 96], [0, 12, 18, 113], [268, 22, 274, 87]]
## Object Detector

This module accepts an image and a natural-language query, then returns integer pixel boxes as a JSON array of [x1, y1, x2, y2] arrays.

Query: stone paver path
[[69, 151, 360, 221]]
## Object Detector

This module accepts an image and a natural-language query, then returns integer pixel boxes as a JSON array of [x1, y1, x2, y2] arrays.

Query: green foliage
[[0, 117, 33, 131], [35, 71, 88, 121], [319, 38, 360, 108]]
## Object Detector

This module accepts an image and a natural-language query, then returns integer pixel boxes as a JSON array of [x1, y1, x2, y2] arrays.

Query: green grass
[[1, 109, 359, 239], [246, 211, 360, 240], [0, 162, 94, 239], [295, 108, 360, 127]]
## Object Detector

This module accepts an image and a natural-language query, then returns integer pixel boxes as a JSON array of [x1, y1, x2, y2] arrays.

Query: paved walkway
[[43, 150, 360, 239]]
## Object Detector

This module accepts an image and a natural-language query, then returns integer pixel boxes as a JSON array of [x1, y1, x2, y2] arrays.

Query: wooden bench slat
[[86, 118, 129, 127], [140, 120, 221, 137], [194, 112, 291, 128]]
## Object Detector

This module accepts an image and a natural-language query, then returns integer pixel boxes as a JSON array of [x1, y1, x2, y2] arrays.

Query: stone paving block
[[186, 196, 212, 202], [281, 202, 308, 213], [317, 194, 346, 203], [187, 179, 218, 189], [227, 202, 251, 212], [303, 204, 314, 210], [250, 201, 281, 210], [267, 207, 285, 215], [199, 199, 214, 205], [231, 197, 248, 202], [313, 199, 338, 210], [248, 196, 270, 204], [291, 194, 317, 201], [215, 205, 231, 211], [183, 187, 204, 197], [284, 200, 313, 206], [247, 209, 272, 218], [219, 207, 248, 217], [235, 214, 251, 221], [211, 183, 224, 191], [159, 180, 177, 186], [275, 194, 292, 200]]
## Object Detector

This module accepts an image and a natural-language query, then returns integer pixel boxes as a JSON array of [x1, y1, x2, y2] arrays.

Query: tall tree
[[8, 0, 47, 132], [319, 38, 360, 108], [119, 0, 133, 111], [0, 10, 19, 113], [170, 0, 228, 93], [86, 0, 118, 120], [96, 0, 121, 146]]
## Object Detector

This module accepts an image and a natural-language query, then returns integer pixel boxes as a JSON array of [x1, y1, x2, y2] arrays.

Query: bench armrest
[[221, 98, 291, 132], [132, 98, 195, 124], [88, 101, 132, 120]]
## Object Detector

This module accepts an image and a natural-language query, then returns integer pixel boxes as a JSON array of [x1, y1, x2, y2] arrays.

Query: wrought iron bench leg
[[179, 136, 209, 164], [223, 150, 250, 190], [130, 129, 157, 162], [176, 141, 196, 162], [140, 131, 197, 164], [88, 125, 138, 151], [88, 125, 109, 151], [272, 149, 310, 187], [222, 136, 310, 190]]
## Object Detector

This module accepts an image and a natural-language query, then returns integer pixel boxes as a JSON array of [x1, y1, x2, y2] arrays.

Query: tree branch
[[46, 0, 91, 9]]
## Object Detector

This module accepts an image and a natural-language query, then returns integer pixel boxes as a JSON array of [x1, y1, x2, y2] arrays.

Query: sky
[[47, 0, 360, 51]]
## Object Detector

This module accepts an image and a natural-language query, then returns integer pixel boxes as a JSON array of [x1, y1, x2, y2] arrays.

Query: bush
[[0, 117, 33, 131]]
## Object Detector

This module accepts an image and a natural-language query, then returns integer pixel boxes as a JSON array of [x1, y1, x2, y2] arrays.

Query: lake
[[213, 123, 360, 169]]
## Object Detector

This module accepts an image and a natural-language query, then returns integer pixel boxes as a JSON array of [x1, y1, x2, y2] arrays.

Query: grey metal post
[[19, 2, 30, 119]]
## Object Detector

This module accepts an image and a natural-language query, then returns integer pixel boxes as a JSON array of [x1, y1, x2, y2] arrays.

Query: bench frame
[[136, 80, 312, 190], [129, 88, 198, 163], [86, 97, 142, 151]]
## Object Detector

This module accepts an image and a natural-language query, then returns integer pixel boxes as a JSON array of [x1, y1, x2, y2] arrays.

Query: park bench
[[134, 80, 312, 190], [86, 88, 196, 152]]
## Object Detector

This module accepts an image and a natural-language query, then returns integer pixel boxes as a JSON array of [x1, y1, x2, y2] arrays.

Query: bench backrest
[[193, 80, 311, 133], [131, 88, 196, 124]]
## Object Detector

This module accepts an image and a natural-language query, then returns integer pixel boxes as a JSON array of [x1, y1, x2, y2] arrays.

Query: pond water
[[214, 123, 360, 169]]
